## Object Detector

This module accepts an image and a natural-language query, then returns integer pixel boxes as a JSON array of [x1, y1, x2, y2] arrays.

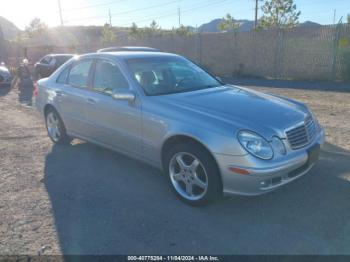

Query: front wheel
[[164, 142, 222, 206], [45, 109, 71, 145]]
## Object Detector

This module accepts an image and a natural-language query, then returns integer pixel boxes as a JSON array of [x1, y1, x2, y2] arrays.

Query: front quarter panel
[[141, 97, 247, 168]]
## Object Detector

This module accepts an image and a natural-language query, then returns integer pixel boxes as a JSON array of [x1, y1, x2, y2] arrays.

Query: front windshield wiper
[[200, 84, 222, 89], [151, 84, 222, 96]]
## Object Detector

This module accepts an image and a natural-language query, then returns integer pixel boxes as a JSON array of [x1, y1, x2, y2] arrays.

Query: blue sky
[[1, 0, 349, 29]]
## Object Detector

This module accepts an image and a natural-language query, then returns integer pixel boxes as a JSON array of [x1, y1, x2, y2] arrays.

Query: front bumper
[[215, 128, 325, 196]]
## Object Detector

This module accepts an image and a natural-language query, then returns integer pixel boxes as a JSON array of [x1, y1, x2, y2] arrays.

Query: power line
[[110, 0, 231, 39], [65, 0, 181, 22], [61, 0, 128, 12], [119, 0, 254, 27], [118, 0, 230, 27]]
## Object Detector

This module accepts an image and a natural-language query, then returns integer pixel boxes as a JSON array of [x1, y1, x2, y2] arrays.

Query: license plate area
[[307, 144, 320, 166]]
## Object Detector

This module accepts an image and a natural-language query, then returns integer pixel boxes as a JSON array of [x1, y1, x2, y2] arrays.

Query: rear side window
[[56, 66, 70, 84], [40, 56, 52, 64], [68, 60, 93, 88], [56, 56, 73, 65]]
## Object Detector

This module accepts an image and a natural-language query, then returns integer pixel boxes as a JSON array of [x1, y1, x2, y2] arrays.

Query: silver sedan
[[35, 51, 325, 205]]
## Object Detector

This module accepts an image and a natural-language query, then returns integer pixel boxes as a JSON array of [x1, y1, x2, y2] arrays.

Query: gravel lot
[[0, 78, 349, 255]]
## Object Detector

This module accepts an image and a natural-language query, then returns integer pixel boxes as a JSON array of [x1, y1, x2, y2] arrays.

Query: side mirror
[[112, 89, 136, 102]]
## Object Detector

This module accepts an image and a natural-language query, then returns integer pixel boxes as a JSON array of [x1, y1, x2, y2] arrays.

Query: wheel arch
[[43, 103, 58, 117], [161, 134, 223, 189]]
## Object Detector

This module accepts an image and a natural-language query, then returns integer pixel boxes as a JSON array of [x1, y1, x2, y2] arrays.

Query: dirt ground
[[0, 78, 349, 255]]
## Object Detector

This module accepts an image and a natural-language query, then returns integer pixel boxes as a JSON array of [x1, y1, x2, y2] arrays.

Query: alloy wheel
[[169, 152, 208, 201], [46, 112, 61, 142]]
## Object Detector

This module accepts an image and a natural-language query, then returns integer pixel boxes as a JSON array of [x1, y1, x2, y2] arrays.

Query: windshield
[[56, 56, 74, 64], [126, 56, 221, 96]]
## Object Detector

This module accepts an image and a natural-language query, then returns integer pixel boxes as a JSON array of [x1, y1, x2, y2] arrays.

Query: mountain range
[[197, 18, 321, 33]]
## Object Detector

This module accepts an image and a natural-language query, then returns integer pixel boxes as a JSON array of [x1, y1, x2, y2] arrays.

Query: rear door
[[55, 58, 94, 137], [83, 58, 142, 156]]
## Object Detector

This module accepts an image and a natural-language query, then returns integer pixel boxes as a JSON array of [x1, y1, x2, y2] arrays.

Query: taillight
[[33, 81, 38, 97]]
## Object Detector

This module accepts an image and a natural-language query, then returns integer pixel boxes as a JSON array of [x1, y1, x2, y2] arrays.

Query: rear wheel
[[45, 109, 71, 145], [164, 142, 222, 206]]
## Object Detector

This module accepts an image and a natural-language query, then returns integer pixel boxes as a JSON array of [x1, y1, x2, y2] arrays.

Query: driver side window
[[93, 60, 129, 95]]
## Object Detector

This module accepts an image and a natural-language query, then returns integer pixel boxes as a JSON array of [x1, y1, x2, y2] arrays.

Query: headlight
[[238, 131, 274, 160]]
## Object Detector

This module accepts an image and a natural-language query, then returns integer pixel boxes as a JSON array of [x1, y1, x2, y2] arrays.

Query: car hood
[[160, 85, 309, 138]]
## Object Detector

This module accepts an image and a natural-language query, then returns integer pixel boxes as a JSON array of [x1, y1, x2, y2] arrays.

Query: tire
[[164, 142, 222, 206], [45, 108, 72, 145]]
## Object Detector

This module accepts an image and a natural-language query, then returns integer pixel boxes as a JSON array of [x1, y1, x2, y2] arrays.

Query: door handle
[[86, 98, 97, 105]]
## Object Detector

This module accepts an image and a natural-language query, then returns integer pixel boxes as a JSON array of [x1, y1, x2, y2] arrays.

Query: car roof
[[97, 46, 160, 53], [77, 51, 180, 60], [50, 54, 74, 57]]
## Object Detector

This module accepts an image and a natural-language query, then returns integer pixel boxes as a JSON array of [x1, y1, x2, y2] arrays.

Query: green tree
[[100, 23, 116, 43], [347, 14, 350, 24], [259, 0, 301, 29], [218, 14, 239, 32], [143, 20, 161, 36], [25, 17, 47, 38], [175, 25, 193, 36], [149, 20, 160, 32], [129, 22, 139, 37]]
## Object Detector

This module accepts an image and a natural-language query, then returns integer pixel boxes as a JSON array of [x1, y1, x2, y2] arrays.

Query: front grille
[[286, 116, 317, 150]]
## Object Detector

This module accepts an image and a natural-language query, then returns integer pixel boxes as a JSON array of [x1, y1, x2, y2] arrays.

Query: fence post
[[274, 28, 285, 79], [331, 23, 342, 81], [196, 33, 202, 65], [171, 33, 175, 53]]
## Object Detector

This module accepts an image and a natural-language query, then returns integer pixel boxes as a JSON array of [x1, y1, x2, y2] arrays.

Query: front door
[[84, 59, 142, 156]]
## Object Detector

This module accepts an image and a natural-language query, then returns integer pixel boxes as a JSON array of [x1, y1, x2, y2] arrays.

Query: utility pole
[[254, 0, 259, 29], [57, 0, 64, 26], [178, 6, 181, 27], [333, 9, 337, 24], [109, 9, 112, 26]]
